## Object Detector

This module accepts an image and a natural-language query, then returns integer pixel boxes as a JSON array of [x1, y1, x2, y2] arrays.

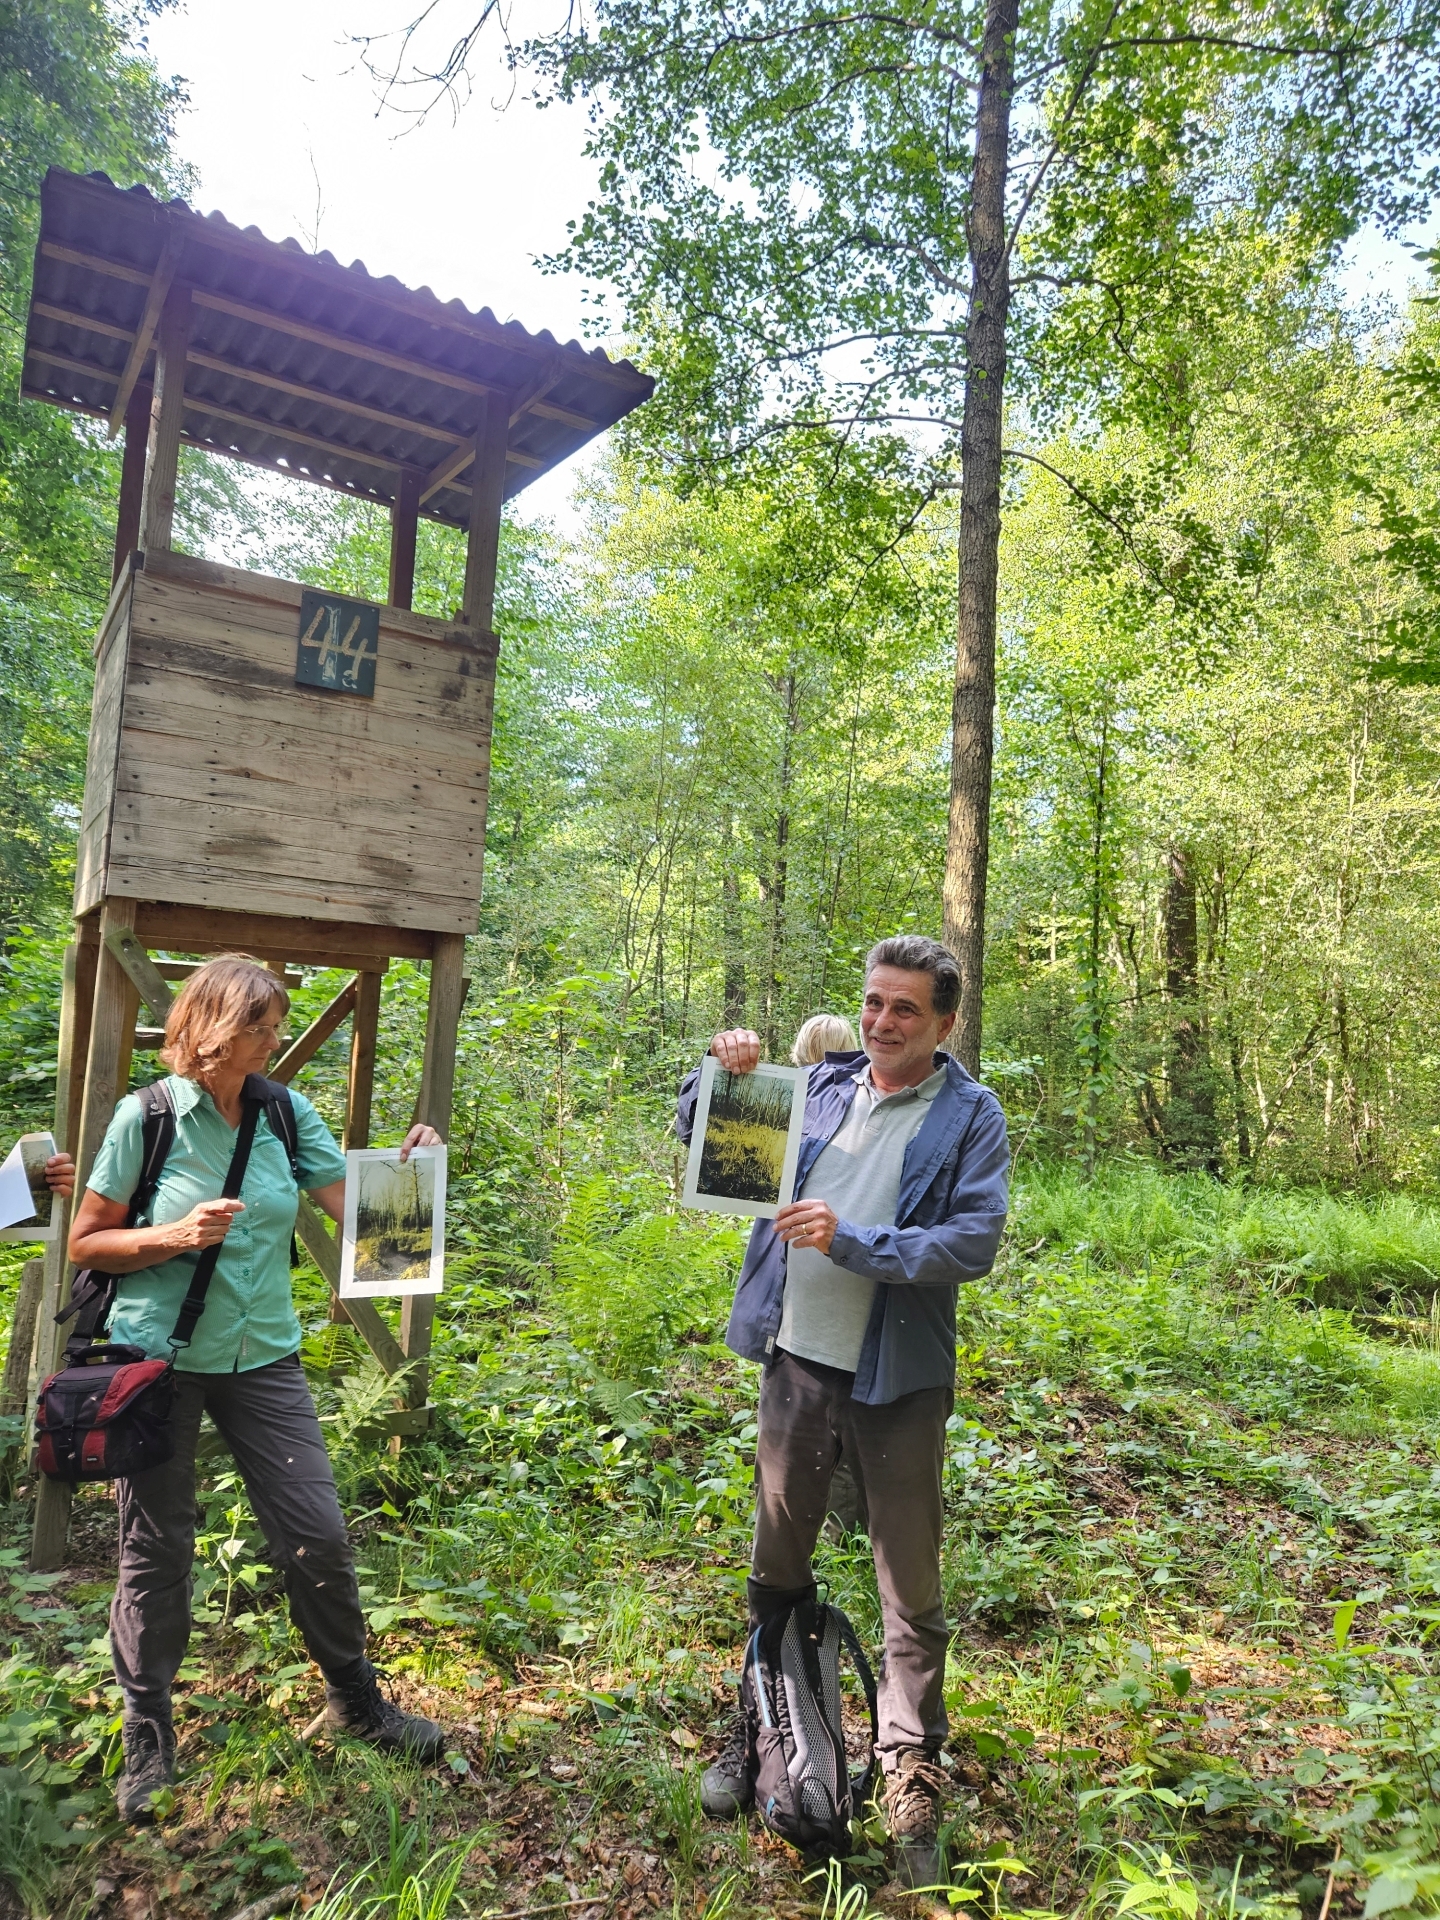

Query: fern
[[548, 1174, 744, 1377]]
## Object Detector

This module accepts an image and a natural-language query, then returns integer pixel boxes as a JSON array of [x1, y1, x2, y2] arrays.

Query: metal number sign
[[296, 591, 379, 697]]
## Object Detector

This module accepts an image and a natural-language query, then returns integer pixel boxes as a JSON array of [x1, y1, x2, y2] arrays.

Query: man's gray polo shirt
[[778, 1060, 949, 1373]]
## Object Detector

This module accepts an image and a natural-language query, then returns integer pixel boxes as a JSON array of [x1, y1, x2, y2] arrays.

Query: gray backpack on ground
[[741, 1595, 878, 1857]]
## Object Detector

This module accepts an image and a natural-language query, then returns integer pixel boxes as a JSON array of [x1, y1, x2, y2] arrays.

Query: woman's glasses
[[241, 1022, 288, 1044]]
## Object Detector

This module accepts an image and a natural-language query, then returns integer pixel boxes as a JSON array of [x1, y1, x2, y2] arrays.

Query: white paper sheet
[[0, 1132, 59, 1242], [339, 1145, 447, 1297]]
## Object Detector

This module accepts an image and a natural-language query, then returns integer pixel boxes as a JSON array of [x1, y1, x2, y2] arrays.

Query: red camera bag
[[35, 1345, 175, 1482]]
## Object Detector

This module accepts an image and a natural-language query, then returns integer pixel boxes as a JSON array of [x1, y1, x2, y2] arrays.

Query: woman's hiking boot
[[325, 1665, 445, 1761], [700, 1706, 755, 1817], [885, 1748, 947, 1889], [116, 1718, 175, 1824]]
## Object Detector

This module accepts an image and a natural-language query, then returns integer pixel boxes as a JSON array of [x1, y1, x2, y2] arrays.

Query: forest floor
[[2, 1170, 1440, 1920]]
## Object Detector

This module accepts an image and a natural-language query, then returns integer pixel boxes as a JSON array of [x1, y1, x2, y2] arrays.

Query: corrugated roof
[[21, 168, 653, 526]]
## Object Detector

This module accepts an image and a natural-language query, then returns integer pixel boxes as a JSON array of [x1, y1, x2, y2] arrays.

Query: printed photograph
[[683, 1059, 805, 1219], [340, 1146, 447, 1296], [0, 1131, 58, 1242]]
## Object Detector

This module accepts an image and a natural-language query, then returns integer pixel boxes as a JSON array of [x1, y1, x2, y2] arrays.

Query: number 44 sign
[[296, 590, 380, 698]]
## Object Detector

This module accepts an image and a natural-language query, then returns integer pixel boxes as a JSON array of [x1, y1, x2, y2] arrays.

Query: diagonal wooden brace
[[102, 925, 174, 1027], [271, 977, 358, 1084], [294, 1195, 406, 1378]]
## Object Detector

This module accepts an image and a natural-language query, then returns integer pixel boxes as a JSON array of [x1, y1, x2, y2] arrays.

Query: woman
[[48, 954, 445, 1822], [789, 1012, 859, 1065]]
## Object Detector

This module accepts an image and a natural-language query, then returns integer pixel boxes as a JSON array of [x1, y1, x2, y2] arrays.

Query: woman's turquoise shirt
[[87, 1075, 347, 1373]]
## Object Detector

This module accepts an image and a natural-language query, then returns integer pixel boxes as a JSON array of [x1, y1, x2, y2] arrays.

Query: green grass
[[1016, 1159, 1440, 1306], [3, 1160, 1440, 1917]]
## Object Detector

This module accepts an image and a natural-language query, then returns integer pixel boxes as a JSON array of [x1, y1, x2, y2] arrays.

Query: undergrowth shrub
[[1016, 1161, 1440, 1305], [548, 1175, 744, 1378]]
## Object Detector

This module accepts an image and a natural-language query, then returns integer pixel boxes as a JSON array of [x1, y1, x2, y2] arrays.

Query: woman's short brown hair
[[160, 955, 290, 1080]]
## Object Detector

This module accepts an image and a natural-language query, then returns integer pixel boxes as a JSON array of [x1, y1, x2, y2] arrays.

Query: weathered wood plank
[[74, 599, 131, 917], [112, 852, 476, 934], [114, 743, 489, 830], [109, 230, 178, 435], [138, 549, 496, 655], [400, 931, 466, 1415], [108, 795, 483, 894], [121, 663, 494, 767], [134, 905, 433, 964], [389, 467, 422, 610], [130, 578, 498, 687], [344, 971, 382, 1153], [463, 391, 509, 631], [34, 899, 137, 1569], [113, 381, 151, 580]]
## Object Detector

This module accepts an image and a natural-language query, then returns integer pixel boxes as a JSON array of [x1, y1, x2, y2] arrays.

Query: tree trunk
[[1162, 847, 1219, 1171], [941, 0, 1018, 1075], [722, 816, 746, 1025], [764, 672, 798, 1055]]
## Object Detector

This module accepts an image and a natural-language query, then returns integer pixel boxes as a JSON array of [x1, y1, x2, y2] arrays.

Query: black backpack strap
[[167, 1085, 266, 1353], [56, 1081, 177, 1358], [128, 1082, 178, 1226], [834, 1609, 880, 1799], [248, 1075, 302, 1266], [252, 1077, 301, 1185]]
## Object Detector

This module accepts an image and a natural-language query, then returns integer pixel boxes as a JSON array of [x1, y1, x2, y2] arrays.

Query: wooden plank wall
[[98, 550, 497, 933], [74, 580, 135, 917]]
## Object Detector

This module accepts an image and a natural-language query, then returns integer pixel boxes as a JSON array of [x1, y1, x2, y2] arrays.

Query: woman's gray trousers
[[110, 1353, 368, 1730]]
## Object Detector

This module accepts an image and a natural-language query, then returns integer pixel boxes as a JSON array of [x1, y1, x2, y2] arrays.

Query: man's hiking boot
[[701, 1707, 754, 1818], [325, 1665, 445, 1762], [116, 1718, 175, 1824], [885, 1748, 948, 1890]]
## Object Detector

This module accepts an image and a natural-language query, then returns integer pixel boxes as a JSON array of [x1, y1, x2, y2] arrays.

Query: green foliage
[[549, 1175, 744, 1378]]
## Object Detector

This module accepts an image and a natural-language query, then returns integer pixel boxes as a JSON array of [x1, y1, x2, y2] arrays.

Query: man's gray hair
[[865, 935, 961, 1017]]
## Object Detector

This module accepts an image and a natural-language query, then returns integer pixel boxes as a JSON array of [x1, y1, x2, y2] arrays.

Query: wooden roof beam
[[31, 298, 134, 342], [39, 232, 646, 395], [185, 346, 474, 449], [39, 239, 149, 286], [419, 360, 567, 506], [108, 230, 180, 438], [190, 290, 499, 401]]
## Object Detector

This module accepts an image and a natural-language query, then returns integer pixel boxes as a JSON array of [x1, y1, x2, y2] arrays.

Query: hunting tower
[[18, 168, 653, 1564]]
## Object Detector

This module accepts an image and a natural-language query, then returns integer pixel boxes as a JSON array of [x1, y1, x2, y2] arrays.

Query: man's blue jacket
[[677, 1049, 1009, 1405]]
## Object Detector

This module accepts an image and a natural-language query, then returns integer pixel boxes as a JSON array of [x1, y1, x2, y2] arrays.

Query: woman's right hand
[[166, 1199, 245, 1251]]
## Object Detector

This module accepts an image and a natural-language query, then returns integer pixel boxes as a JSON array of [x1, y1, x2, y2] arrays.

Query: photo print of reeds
[[697, 1069, 795, 1204]]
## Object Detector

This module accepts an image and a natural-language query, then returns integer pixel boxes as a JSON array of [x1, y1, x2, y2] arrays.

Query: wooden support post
[[2, 1262, 45, 1419], [399, 934, 466, 1414], [344, 972, 382, 1153], [461, 390, 509, 631], [138, 285, 191, 554], [108, 229, 180, 436], [113, 378, 152, 582], [31, 907, 134, 1569], [388, 468, 422, 611]]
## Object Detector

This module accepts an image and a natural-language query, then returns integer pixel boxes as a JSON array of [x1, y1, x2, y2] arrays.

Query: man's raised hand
[[710, 1029, 762, 1073]]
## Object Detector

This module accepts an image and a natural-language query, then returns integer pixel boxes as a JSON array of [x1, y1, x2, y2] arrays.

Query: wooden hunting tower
[[18, 168, 653, 1564]]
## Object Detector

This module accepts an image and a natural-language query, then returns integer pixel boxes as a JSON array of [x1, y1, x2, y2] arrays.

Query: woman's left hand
[[45, 1153, 76, 1199], [398, 1125, 442, 1163]]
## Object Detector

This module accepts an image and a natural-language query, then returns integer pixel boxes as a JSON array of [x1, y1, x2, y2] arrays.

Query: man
[[678, 935, 1009, 1887]]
